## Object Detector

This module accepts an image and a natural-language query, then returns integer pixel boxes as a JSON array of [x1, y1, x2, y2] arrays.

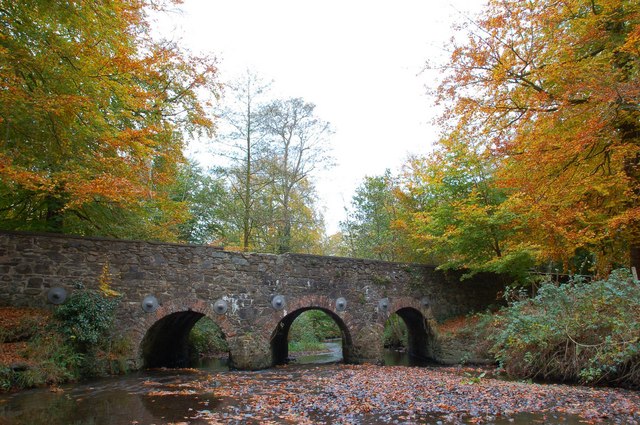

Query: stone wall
[[0, 231, 506, 369]]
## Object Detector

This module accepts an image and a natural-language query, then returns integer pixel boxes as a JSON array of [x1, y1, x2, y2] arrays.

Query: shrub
[[52, 288, 120, 379], [383, 314, 408, 348], [188, 317, 228, 358], [53, 289, 119, 350], [491, 270, 640, 388]]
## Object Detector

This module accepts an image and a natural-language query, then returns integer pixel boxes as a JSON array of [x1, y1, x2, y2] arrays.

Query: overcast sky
[[154, 0, 486, 234]]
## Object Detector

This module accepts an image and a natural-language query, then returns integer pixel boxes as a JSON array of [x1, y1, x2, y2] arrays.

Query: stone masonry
[[0, 231, 505, 369]]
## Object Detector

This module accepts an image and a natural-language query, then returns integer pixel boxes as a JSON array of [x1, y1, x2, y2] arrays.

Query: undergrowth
[[491, 269, 640, 388], [288, 310, 340, 353], [188, 316, 228, 359], [1, 285, 129, 391]]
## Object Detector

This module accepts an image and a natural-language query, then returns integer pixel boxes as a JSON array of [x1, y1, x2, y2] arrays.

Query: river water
[[0, 344, 627, 424]]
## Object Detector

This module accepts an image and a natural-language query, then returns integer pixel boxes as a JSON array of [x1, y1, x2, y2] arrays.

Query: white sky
[[154, 0, 486, 234]]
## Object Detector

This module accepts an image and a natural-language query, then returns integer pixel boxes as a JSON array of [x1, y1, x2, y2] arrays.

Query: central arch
[[261, 295, 356, 366], [270, 306, 352, 365], [387, 297, 436, 362]]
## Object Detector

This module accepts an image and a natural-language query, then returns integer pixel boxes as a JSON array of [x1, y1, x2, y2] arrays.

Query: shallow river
[[0, 345, 632, 425]]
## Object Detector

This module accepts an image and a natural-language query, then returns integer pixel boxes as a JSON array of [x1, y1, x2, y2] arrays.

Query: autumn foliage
[[354, 0, 637, 277], [437, 0, 640, 273], [0, 0, 219, 240]]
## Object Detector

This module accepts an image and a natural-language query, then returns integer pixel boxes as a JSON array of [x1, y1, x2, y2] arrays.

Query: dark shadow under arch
[[393, 307, 433, 361], [271, 307, 353, 366], [142, 311, 211, 368]]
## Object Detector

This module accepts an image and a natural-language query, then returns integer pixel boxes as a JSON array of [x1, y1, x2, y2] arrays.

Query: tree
[[340, 170, 405, 261], [0, 0, 219, 240], [247, 173, 326, 254], [437, 0, 640, 274], [216, 71, 272, 250], [398, 135, 536, 282], [171, 161, 226, 245], [261, 98, 333, 253]]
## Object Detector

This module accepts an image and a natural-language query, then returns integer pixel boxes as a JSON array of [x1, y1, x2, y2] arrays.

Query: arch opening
[[271, 307, 352, 366], [384, 307, 433, 365], [141, 311, 228, 369]]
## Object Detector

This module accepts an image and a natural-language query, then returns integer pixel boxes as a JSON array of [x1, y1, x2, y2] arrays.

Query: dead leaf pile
[[183, 364, 640, 424]]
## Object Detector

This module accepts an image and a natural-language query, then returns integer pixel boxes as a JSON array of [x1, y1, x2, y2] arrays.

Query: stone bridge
[[0, 231, 504, 370]]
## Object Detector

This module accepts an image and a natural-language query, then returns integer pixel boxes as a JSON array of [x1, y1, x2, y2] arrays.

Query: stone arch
[[385, 296, 437, 361], [135, 298, 237, 368], [259, 294, 356, 366]]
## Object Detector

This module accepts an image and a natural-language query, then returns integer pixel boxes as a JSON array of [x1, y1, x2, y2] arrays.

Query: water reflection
[[383, 348, 434, 367], [191, 355, 229, 372], [0, 369, 216, 425]]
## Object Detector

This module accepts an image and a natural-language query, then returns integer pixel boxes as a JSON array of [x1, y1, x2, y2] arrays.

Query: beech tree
[[0, 0, 219, 240], [398, 136, 536, 282], [261, 98, 333, 253], [437, 0, 640, 273]]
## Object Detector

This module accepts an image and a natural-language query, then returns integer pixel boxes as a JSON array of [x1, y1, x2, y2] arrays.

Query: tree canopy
[[339, 0, 639, 279], [436, 0, 640, 273], [0, 0, 219, 240]]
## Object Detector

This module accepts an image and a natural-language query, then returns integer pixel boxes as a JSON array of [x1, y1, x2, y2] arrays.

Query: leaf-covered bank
[[0, 287, 127, 391]]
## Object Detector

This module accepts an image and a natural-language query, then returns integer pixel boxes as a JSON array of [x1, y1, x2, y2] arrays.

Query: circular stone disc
[[378, 297, 390, 312], [213, 299, 228, 315], [47, 287, 67, 305], [141, 295, 159, 313], [271, 295, 286, 310]]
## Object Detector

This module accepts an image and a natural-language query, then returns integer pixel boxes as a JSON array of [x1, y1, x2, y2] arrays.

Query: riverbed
[[1, 346, 638, 424]]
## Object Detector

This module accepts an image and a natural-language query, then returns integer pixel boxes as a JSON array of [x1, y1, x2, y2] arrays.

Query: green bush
[[188, 317, 228, 358], [288, 310, 340, 353], [384, 314, 408, 348], [54, 290, 119, 350], [491, 270, 640, 388]]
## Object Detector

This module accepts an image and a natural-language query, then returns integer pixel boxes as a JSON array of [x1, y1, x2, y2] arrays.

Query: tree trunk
[[243, 120, 251, 252], [630, 245, 640, 278]]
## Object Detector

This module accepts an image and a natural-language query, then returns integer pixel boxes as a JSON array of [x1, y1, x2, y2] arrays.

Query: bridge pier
[[351, 323, 385, 364], [227, 333, 272, 370]]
